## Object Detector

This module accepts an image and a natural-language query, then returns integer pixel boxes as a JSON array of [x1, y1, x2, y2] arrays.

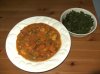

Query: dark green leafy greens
[[62, 10, 94, 34]]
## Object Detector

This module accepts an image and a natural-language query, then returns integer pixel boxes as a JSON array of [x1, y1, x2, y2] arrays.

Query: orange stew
[[16, 23, 61, 61]]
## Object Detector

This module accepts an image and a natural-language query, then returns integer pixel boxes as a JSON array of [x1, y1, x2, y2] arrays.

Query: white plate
[[6, 16, 71, 72]]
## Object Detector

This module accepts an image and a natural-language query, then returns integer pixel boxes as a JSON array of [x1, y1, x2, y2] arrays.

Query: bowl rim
[[60, 8, 97, 36]]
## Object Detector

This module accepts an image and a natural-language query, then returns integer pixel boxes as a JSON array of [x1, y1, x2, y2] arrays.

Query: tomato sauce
[[16, 23, 61, 61]]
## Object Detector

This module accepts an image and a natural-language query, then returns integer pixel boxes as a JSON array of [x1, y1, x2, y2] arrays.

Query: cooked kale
[[62, 10, 94, 34]]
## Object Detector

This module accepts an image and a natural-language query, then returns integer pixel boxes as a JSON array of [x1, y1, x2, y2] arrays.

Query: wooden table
[[0, 0, 100, 74]]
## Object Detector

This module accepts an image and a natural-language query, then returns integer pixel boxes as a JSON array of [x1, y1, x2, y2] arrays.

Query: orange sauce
[[16, 23, 61, 61]]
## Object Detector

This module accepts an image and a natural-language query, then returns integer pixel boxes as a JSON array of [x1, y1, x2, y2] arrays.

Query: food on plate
[[16, 23, 61, 61]]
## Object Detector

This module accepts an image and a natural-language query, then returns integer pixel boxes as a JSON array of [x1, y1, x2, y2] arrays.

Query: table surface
[[0, 0, 100, 74]]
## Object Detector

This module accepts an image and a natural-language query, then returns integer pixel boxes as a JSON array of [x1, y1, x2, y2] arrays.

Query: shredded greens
[[62, 10, 94, 34]]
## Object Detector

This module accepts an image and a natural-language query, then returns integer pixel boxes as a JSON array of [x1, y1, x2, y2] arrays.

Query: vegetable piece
[[51, 34, 57, 41], [20, 50, 26, 55]]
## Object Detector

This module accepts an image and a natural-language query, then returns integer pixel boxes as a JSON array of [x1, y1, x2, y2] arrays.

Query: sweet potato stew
[[16, 23, 61, 61]]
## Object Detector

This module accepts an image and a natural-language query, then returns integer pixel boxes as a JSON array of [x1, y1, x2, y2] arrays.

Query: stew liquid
[[16, 23, 61, 61]]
